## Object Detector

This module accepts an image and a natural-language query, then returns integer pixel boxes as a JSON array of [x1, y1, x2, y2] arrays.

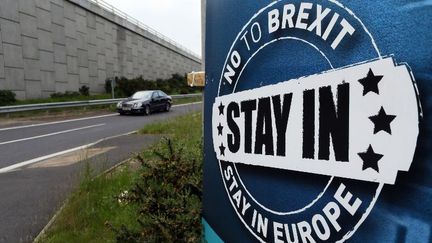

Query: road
[[0, 102, 201, 242]]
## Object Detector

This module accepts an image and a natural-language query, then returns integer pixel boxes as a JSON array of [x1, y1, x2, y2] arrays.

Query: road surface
[[0, 102, 201, 242]]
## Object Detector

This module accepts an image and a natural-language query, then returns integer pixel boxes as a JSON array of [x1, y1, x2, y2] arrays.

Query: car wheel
[[165, 103, 171, 112], [119, 111, 125, 115], [144, 105, 151, 115]]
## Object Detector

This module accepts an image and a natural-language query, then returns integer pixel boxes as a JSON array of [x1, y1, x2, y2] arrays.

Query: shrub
[[112, 74, 202, 97], [105, 79, 112, 94], [0, 90, 16, 106], [79, 85, 90, 96], [109, 138, 202, 242]]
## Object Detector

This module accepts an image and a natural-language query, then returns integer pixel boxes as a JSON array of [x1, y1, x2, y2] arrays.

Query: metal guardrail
[[87, 0, 201, 60], [0, 93, 202, 114]]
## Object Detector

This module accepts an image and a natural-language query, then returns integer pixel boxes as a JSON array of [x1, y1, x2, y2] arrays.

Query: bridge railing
[[0, 93, 202, 114], [87, 0, 201, 60]]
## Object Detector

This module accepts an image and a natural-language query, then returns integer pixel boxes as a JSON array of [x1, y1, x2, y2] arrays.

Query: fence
[[86, 0, 201, 60]]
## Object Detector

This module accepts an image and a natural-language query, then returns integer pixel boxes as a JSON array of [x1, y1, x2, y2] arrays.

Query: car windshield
[[131, 91, 153, 99]]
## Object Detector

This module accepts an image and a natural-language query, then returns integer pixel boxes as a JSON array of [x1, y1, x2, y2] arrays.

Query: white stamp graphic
[[212, 1, 421, 242]]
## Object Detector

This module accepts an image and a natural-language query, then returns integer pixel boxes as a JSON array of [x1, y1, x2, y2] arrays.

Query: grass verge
[[37, 111, 203, 242], [35, 163, 140, 243], [172, 95, 202, 106], [0, 104, 117, 120], [14, 94, 114, 105]]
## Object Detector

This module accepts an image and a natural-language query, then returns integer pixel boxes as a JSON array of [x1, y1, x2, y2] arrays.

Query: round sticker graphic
[[212, 1, 421, 242]]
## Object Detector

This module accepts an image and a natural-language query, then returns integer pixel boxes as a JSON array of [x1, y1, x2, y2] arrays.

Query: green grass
[[36, 163, 140, 243], [0, 104, 117, 119], [0, 93, 117, 119], [38, 111, 203, 242], [14, 94, 115, 105], [172, 95, 202, 105], [140, 111, 202, 136]]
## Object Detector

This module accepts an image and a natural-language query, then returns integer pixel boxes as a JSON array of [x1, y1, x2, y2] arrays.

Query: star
[[217, 123, 223, 136], [219, 143, 226, 156], [358, 68, 384, 96], [218, 102, 225, 115], [358, 145, 384, 172], [369, 107, 396, 134]]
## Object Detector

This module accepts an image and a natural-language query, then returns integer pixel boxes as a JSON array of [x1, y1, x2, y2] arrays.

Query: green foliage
[[0, 90, 16, 106], [105, 79, 113, 94], [79, 85, 90, 96], [111, 138, 203, 242], [111, 74, 202, 97], [110, 113, 203, 242]]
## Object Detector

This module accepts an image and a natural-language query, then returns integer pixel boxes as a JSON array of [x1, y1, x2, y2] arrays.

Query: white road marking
[[0, 143, 97, 173], [173, 101, 203, 107], [0, 101, 203, 173], [0, 131, 135, 173], [0, 102, 202, 132], [0, 124, 105, 145], [0, 114, 116, 132]]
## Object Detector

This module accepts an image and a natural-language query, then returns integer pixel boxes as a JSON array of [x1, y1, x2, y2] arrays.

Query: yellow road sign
[[187, 71, 205, 87]]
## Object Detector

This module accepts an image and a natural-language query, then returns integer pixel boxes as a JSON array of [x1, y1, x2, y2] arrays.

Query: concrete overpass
[[0, 0, 202, 99]]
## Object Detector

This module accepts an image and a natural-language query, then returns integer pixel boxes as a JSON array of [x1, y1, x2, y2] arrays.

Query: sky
[[102, 0, 202, 57]]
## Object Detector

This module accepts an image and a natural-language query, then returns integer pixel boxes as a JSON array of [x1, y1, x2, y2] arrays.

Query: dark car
[[116, 90, 172, 115]]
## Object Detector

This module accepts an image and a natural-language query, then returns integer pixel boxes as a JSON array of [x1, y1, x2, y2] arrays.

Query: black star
[[219, 143, 226, 156], [369, 107, 396, 134], [358, 145, 384, 172], [358, 68, 384, 96], [218, 102, 225, 115], [217, 123, 223, 136]]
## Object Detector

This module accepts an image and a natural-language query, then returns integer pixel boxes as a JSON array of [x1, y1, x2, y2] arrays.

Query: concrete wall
[[0, 0, 201, 99], [201, 0, 206, 70]]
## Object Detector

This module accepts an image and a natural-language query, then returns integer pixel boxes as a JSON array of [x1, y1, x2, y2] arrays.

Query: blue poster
[[203, 0, 432, 242]]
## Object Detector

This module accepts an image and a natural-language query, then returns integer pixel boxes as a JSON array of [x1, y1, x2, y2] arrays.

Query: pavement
[[0, 102, 202, 243]]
